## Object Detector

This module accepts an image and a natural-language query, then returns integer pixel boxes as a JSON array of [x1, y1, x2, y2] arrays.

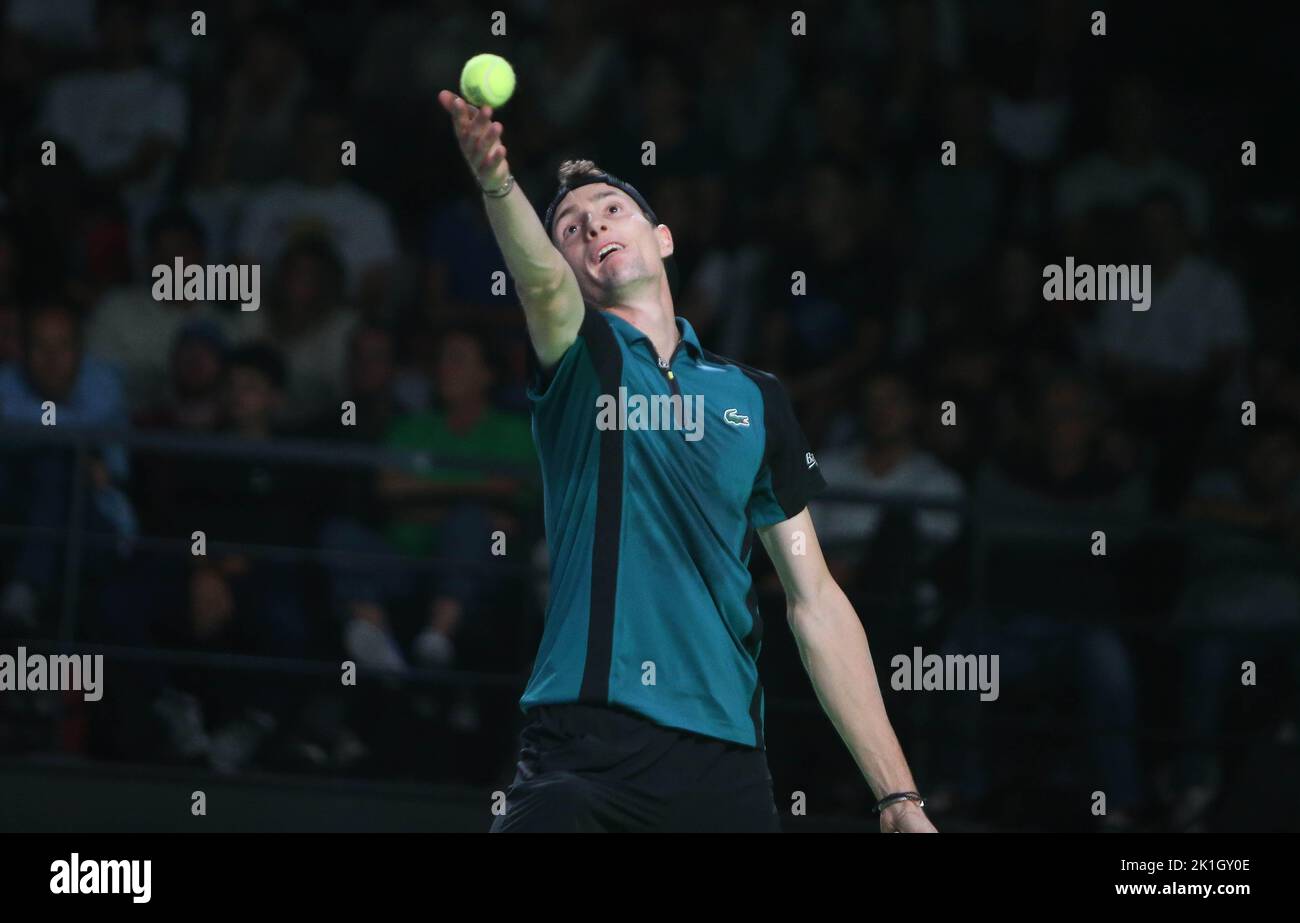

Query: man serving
[[438, 88, 935, 833]]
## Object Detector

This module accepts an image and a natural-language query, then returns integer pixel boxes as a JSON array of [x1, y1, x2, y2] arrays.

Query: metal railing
[[2, 423, 1298, 738]]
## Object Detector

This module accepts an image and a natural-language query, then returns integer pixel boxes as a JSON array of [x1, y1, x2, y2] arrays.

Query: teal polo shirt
[[521, 309, 825, 748]]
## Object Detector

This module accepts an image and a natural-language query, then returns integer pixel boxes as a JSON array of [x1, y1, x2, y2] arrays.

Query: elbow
[[786, 578, 846, 637], [517, 262, 571, 303]]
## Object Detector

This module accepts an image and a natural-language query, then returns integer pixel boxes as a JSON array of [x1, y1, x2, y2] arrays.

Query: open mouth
[[596, 242, 625, 264]]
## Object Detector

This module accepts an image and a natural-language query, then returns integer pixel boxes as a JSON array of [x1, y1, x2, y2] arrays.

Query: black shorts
[[489, 703, 782, 832]]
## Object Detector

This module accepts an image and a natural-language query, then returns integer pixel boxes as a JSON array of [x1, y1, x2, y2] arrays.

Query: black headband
[[543, 171, 659, 239]]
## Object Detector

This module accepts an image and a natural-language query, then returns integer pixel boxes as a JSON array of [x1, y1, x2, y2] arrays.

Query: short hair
[[863, 363, 919, 400], [145, 204, 207, 251], [436, 322, 501, 379], [277, 233, 345, 289], [1138, 184, 1189, 223], [22, 301, 82, 348], [557, 158, 602, 186], [227, 342, 288, 391], [545, 159, 660, 237]]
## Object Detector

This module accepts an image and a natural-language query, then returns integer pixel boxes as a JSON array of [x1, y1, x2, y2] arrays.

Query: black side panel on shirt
[[578, 311, 624, 703]]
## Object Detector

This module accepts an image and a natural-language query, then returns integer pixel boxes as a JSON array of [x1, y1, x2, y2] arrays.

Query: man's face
[[1040, 381, 1096, 457], [864, 377, 914, 445], [1139, 198, 1188, 264], [552, 184, 672, 305], [280, 250, 329, 312], [172, 338, 224, 398], [436, 332, 491, 406], [25, 310, 82, 401], [226, 367, 280, 429], [151, 227, 204, 274], [350, 329, 395, 396]]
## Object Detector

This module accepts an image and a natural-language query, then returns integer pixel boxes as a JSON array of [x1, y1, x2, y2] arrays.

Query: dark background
[[0, 0, 1297, 832]]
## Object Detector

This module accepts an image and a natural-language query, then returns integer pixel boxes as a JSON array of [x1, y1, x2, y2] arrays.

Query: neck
[[603, 286, 679, 360], [1046, 449, 1085, 481], [865, 440, 910, 474], [446, 397, 487, 431]]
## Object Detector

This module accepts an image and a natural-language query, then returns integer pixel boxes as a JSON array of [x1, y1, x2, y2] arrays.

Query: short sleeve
[[527, 309, 610, 409], [748, 374, 826, 527]]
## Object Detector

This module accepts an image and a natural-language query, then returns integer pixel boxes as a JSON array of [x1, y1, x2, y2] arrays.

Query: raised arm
[[438, 90, 584, 369], [758, 507, 937, 833]]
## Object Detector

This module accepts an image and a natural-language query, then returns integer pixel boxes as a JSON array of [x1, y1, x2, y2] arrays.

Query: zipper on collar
[[655, 352, 682, 397]]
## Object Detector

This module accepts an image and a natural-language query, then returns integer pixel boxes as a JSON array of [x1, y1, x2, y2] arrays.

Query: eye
[[564, 224, 576, 237], [608, 204, 621, 214]]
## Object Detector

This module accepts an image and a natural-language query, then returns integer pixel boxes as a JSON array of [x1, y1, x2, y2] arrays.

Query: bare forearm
[[482, 180, 569, 297], [790, 584, 917, 799]]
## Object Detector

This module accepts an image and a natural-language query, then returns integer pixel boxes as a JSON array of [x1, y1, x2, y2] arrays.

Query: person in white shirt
[[236, 100, 398, 315], [1054, 76, 1210, 249], [812, 367, 964, 588], [38, 0, 187, 255], [87, 206, 260, 410], [243, 234, 359, 428], [1086, 186, 1251, 510], [1089, 189, 1250, 387]]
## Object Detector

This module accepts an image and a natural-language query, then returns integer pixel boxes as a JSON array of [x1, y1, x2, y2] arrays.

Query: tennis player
[[438, 89, 935, 833]]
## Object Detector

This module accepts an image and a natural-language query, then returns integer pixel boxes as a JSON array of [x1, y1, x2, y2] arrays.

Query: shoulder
[[79, 357, 125, 394], [699, 348, 778, 383], [0, 362, 23, 392], [699, 349, 791, 403], [909, 451, 965, 492]]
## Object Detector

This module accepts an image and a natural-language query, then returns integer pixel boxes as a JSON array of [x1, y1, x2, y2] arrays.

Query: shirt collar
[[602, 311, 703, 359]]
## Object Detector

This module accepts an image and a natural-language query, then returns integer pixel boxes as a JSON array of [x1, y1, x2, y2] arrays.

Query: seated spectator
[[133, 319, 229, 433], [0, 302, 135, 631], [931, 370, 1147, 827], [907, 78, 1012, 282], [670, 172, 769, 361], [320, 324, 537, 678], [762, 159, 891, 443], [235, 98, 398, 316], [1170, 422, 1300, 827], [36, 0, 187, 251], [811, 367, 964, 619], [99, 343, 314, 772], [305, 323, 400, 445], [1086, 187, 1251, 511], [87, 205, 258, 410], [191, 12, 311, 187], [246, 235, 359, 428], [1054, 76, 1211, 252]]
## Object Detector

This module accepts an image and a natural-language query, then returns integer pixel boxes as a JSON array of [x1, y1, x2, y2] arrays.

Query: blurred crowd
[[0, 0, 1297, 830]]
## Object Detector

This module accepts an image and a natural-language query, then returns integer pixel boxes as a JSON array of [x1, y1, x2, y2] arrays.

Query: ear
[[655, 223, 674, 259]]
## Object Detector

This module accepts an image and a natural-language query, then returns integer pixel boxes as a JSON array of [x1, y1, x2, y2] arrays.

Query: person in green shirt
[[322, 324, 536, 673]]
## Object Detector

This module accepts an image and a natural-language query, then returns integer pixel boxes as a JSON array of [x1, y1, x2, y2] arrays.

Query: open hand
[[437, 90, 510, 191]]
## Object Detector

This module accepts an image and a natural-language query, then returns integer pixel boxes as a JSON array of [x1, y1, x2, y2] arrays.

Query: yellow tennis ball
[[460, 53, 515, 108]]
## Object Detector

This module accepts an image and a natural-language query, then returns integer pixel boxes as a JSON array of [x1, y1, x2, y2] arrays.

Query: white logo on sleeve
[[805, 452, 817, 469]]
